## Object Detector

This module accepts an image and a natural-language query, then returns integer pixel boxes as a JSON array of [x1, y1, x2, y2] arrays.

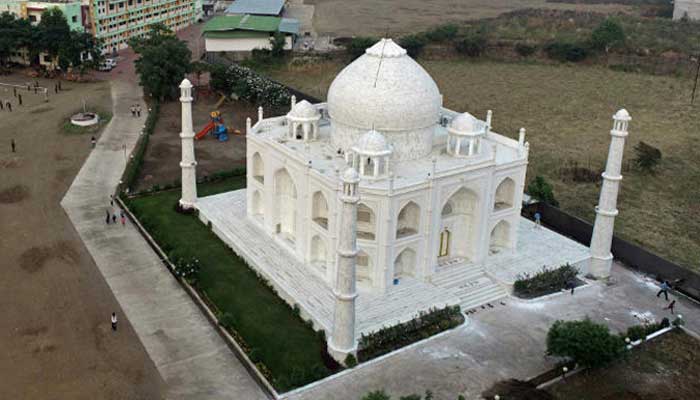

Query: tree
[[344, 36, 378, 60], [527, 176, 559, 207], [129, 23, 192, 100], [362, 391, 391, 400], [0, 12, 36, 65], [58, 31, 104, 74], [546, 318, 626, 368], [590, 18, 625, 53], [270, 31, 286, 58], [398, 34, 426, 58], [37, 7, 70, 63]]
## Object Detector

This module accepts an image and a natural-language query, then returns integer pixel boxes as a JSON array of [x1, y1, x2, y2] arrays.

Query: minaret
[[328, 167, 360, 363], [589, 109, 631, 279], [179, 78, 197, 209]]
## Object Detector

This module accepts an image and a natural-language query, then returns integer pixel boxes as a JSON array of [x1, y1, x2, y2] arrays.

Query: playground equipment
[[195, 110, 229, 142]]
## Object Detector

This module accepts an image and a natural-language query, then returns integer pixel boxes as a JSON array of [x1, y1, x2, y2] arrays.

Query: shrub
[[219, 312, 237, 330], [513, 264, 579, 298], [358, 306, 463, 361], [634, 141, 661, 173], [515, 43, 537, 57], [624, 320, 668, 342], [544, 41, 588, 62], [172, 256, 201, 285], [455, 33, 488, 57], [424, 24, 459, 42], [483, 379, 555, 400], [120, 102, 160, 194], [344, 353, 357, 368], [546, 318, 626, 368], [209, 63, 291, 107], [363, 391, 391, 400], [399, 34, 427, 58], [527, 176, 559, 206], [590, 18, 625, 52], [345, 36, 378, 59]]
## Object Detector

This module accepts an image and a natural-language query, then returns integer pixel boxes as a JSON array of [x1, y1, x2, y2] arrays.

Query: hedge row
[[119, 101, 160, 194], [513, 264, 579, 299]]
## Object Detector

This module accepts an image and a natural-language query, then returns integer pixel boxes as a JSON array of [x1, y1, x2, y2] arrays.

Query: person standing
[[534, 211, 542, 228], [6, 101, 11, 112], [657, 280, 670, 301], [11, 139, 15, 153], [13, 87, 16, 97], [106, 209, 111, 224], [109, 194, 114, 207], [111, 312, 118, 331], [120, 211, 126, 226], [136, 104, 141, 117], [91, 136, 96, 148], [0, 101, 4, 111], [17, 93, 22, 106], [112, 213, 117, 224], [130, 105, 135, 117], [566, 279, 576, 295]]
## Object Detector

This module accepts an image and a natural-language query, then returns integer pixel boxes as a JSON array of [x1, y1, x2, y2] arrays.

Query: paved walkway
[[285, 264, 700, 400], [61, 80, 266, 400]]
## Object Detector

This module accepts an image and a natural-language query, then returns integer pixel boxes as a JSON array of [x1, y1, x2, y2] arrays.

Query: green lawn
[[125, 177, 335, 391], [261, 59, 700, 273]]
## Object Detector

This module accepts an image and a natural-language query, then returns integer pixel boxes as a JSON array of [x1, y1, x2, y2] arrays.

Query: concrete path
[[285, 263, 700, 400], [61, 80, 267, 400]]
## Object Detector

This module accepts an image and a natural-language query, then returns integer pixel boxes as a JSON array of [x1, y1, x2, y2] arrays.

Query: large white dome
[[327, 39, 442, 161]]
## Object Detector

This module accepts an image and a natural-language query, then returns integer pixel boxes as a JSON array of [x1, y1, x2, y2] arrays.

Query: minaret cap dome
[[179, 78, 193, 89], [289, 100, 320, 119], [613, 108, 631, 121]]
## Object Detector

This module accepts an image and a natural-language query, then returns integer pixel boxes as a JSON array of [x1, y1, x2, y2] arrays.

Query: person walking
[[13, 87, 17, 97], [657, 280, 670, 301], [17, 93, 22, 106], [0, 101, 4, 111], [91, 136, 96, 148], [111, 312, 118, 331], [136, 104, 141, 117], [11, 139, 15, 153], [566, 279, 576, 295], [6, 101, 11, 112], [109, 194, 114, 207], [112, 213, 117, 224], [120, 211, 126, 226], [664, 300, 676, 314], [106, 209, 111, 224], [130, 105, 135, 117], [534, 212, 542, 228]]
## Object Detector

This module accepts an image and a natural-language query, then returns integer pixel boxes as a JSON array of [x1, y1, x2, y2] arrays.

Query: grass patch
[[260, 59, 700, 273], [125, 177, 336, 391], [61, 110, 112, 135]]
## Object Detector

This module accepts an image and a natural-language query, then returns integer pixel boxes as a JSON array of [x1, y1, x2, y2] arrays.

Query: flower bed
[[357, 305, 464, 362], [513, 264, 582, 299]]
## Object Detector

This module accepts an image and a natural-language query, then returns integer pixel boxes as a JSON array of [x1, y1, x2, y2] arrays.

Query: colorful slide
[[195, 121, 215, 140]]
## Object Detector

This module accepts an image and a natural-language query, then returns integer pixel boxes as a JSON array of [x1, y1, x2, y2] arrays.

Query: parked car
[[98, 62, 112, 71], [105, 58, 117, 68]]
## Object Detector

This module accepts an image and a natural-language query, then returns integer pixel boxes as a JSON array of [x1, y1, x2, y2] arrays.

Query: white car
[[105, 58, 118, 68], [98, 62, 113, 71]]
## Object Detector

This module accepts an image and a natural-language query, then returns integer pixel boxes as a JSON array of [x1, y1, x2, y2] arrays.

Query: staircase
[[431, 263, 508, 311]]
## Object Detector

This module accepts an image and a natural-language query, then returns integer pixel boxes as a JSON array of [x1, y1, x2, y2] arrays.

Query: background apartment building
[[89, 0, 203, 52], [1, 0, 85, 31]]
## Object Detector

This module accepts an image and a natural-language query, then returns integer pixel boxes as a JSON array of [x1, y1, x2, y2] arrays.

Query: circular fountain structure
[[70, 112, 100, 127]]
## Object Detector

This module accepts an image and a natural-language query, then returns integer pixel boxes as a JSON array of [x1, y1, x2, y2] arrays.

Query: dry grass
[[306, 0, 634, 37], [263, 59, 700, 272], [547, 330, 700, 399]]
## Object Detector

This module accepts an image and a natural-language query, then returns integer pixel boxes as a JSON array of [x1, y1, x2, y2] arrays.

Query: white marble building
[[245, 39, 528, 293], [190, 39, 609, 361]]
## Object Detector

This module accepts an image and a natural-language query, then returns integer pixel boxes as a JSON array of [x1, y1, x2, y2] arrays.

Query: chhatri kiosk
[[187, 39, 598, 361]]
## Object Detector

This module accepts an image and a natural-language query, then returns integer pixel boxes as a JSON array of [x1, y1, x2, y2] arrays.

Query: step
[[431, 265, 485, 286], [460, 285, 508, 310]]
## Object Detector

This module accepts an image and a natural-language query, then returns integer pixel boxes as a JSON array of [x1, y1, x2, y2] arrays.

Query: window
[[109, 4, 114, 10], [29, 15, 37, 22], [72, 16, 77, 23]]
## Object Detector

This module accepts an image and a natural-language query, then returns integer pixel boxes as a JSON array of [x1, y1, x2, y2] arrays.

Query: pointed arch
[[252, 152, 264, 183], [310, 235, 327, 271], [394, 248, 417, 279], [312, 191, 329, 229], [357, 203, 376, 240], [396, 201, 420, 239], [489, 220, 511, 255], [251, 190, 264, 219], [439, 187, 479, 260], [494, 177, 515, 210], [274, 168, 297, 241], [356, 249, 372, 285]]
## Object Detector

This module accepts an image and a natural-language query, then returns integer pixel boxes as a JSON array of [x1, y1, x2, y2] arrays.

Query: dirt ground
[[547, 330, 700, 399], [0, 72, 164, 399], [306, 0, 633, 37], [135, 93, 261, 191]]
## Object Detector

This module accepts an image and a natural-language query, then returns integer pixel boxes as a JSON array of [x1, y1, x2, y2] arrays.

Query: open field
[[548, 330, 700, 399], [261, 60, 700, 272], [125, 178, 337, 391], [0, 72, 164, 399], [306, 0, 634, 37]]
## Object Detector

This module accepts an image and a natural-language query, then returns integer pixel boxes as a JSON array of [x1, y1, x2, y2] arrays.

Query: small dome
[[179, 78, 193, 89], [342, 167, 360, 183], [450, 113, 480, 133], [289, 100, 320, 119], [614, 108, 631, 121], [354, 130, 390, 155]]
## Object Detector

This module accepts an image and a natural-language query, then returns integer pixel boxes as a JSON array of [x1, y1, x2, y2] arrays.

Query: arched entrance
[[489, 220, 511, 255], [274, 168, 297, 242], [394, 248, 417, 280], [310, 235, 327, 272], [396, 201, 420, 239], [439, 187, 478, 261], [494, 177, 515, 210]]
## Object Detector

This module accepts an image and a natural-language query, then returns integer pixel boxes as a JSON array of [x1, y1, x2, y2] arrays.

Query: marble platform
[[196, 190, 591, 334]]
